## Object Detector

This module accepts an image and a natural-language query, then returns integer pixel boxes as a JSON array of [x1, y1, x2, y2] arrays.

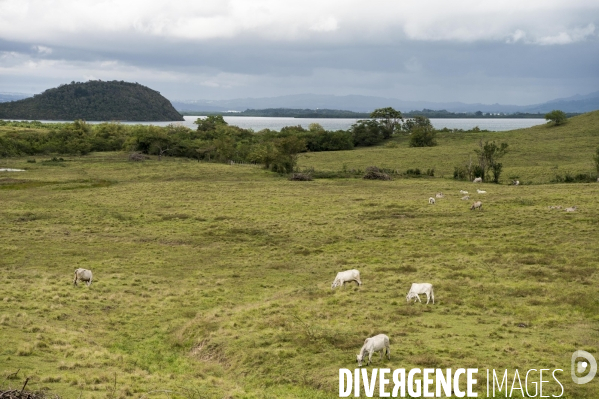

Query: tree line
[[0, 107, 443, 172]]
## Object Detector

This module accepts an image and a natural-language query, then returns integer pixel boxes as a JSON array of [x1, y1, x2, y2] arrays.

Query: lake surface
[[8, 116, 546, 132], [179, 116, 546, 131]]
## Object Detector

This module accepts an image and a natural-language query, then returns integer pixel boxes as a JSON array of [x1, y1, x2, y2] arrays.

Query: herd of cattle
[[331, 269, 434, 366], [71, 178, 580, 368]]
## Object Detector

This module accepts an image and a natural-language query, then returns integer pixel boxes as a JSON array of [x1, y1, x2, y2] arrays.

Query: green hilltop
[[0, 81, 183, 121]]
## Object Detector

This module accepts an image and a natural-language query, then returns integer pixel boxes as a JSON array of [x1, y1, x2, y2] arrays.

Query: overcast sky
[[0, 0, 598, 104]]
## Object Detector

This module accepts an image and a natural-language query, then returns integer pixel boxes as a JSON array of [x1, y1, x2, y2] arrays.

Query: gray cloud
[[0, 0, 598, 104]]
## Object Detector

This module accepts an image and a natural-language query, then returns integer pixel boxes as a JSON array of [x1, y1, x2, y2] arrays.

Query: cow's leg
[[416, 294, 422, 303], [368, 350, 373, 366], [426, 293, 430, 304], [356, 277, 362, 286]]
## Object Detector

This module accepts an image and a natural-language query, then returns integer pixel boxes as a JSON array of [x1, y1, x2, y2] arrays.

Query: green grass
[[0, 113, 598, 398], [298, 111, 599, 184]]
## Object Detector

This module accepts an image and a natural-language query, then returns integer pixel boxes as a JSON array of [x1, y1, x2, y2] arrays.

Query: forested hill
[[0, 81, 183, 121]]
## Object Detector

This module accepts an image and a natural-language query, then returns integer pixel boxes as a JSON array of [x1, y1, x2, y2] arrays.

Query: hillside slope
[[0, 81, 183, 121], [298, 110, 599, 184]]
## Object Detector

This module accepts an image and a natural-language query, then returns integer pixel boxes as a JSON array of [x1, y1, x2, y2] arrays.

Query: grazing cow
[[549, 205, 562, 210], [473, 177, 482, 183], [512, 180, 520, 186], [331, 269, 362, 289], [476, 189, 487, 194], [73, 268, 93, 286], [470, 201, 483, 211], [565, 206, 577, 212], [406, 283, 434, 304], [460, 190, 468, 194], [435, 192, 444, 198], [429, 197, 436, 205], [356, 334, 390, 367], [461, 195, 470, 200]]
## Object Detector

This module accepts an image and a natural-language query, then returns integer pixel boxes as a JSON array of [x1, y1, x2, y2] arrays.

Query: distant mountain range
[[2, 88, 598, 115], [171, 91, 599, 114]]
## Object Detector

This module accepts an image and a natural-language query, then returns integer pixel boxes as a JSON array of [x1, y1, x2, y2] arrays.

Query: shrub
[[545, 110, 567, 126], [289, 173, 313, 181], [406, 168, 421, 176], [128, 152, 147, 162], [409, 126, 437, 147], [454, 166, 468, 180], [363, 166, 391, 180], [351, 120, 386, 147]]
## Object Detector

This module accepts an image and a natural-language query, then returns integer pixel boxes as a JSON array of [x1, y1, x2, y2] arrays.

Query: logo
[[571, 350, 597, 385]]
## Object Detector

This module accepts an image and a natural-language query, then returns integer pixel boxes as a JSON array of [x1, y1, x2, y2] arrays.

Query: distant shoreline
[[180, 109, 580, 119]]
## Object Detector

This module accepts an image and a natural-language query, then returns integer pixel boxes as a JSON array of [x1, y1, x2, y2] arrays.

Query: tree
[[370, 107, 403, 138], [474, 140, 509, 183], [409, 126, 437, 147], [402, 115, 433, 133], [351, 119, 386, 146], [545, 110, 567, 126], [194, 115, 228, 132]]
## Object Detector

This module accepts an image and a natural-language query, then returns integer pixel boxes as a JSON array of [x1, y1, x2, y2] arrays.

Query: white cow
[[460, 190, 468, 194], [565, 206, 577, 212], [428, 197, 436, 205], [435, 192, 444, 198], [461, 195, 470, 200], [73, 268, 93, 286], [512, 180, 520, 186], [476, 189, 487, 194], [356, 334, 390, 367], [406, 283, 434, 304], [331, 269, 362, 289], [470, 201, 483, 211], [473, 177, 482, 183]]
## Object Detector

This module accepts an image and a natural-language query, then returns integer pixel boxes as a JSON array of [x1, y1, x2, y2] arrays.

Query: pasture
[[0, 113, 598, 398]]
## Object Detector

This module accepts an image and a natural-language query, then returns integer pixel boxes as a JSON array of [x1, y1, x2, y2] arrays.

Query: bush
[[289, 173, 313, 181], [363, 166, 391, 180], [545, 110, 567, 126], [406, 168, 421, 176], [351, 120, 386, 147], [454, 166, 468, 180], [409, 126, 437, 147], [128, 152, 147, 162], [551, 172, 596, 183]]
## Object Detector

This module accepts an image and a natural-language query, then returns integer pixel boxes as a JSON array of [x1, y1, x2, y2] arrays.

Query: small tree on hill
[[475, 139, 509, 183], [351, 119, 386, 146], [545, 110, 567, 126], [409, 125, 437, 147], [370, 107, 403, 138]]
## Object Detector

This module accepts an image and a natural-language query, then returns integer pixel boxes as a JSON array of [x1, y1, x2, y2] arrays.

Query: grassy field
[[0, 113, 598, 398], [298, 111, 599, 184]]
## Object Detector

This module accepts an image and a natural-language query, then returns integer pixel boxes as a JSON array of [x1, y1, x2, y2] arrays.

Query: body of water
[[182, 116, 547, 131], [6, 116, 547, 132]]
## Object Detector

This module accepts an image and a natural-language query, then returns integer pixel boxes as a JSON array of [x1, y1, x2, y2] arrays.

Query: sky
[[0, 0, 598, 105]]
